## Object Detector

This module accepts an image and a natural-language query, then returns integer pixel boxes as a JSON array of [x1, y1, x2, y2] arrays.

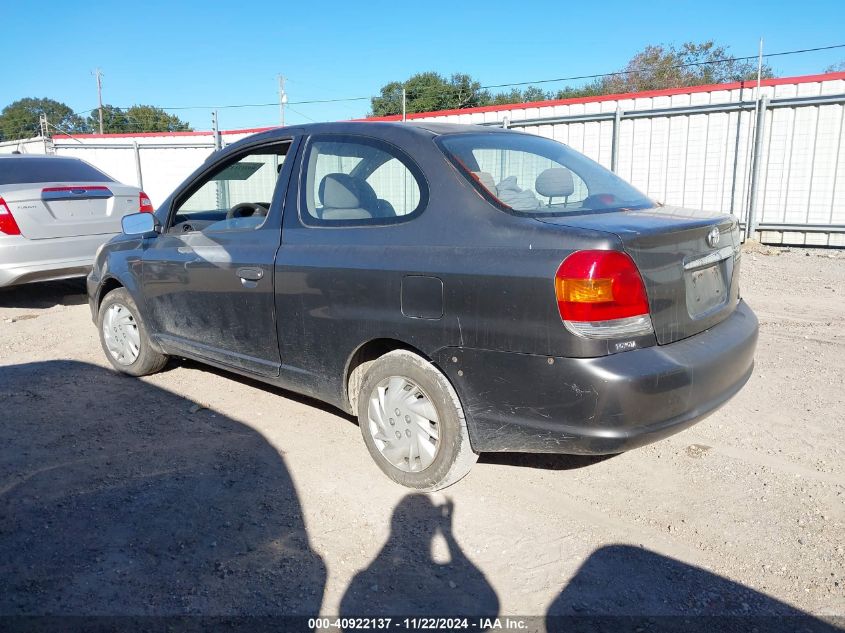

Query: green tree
[[489, 86, 553, 105], [825, 61, 845, 72], [123, 105, 191, 132], [371, 72, 490, 116], [86, 104, 191, 133], [0, 97, 90, 140], [561, 41, 774, 98], [86, 104, 130, 133]]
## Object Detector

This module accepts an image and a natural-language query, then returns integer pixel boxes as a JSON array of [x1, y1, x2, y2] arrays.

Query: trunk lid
[[0, 182, 140, 239], [537, 205, 742, 345]]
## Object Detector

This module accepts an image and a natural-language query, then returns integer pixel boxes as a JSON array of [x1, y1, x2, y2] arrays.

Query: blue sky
[[2, 0, 844, 132]]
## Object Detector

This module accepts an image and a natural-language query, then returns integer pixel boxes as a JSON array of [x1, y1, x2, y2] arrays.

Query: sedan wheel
[[102, 303, 141, 365], [356, 350, 477, 491], [367, 376, 440, 473], [97, 287, 168, 376]]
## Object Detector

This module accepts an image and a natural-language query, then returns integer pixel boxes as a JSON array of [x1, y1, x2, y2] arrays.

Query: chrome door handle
[[236, 267, 264, 281]]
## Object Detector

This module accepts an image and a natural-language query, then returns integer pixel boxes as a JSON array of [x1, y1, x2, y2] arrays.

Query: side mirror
[[121, 212, 159, 237]]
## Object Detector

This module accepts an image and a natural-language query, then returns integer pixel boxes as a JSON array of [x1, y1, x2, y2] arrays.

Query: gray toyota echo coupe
[[88, 121, 758, 490]]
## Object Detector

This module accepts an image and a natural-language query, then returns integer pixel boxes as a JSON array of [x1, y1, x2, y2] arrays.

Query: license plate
[[685, 263, 727, 317]]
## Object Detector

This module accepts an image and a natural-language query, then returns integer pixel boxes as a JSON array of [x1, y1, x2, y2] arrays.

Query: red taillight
[[555, 250, 652, 338], [139, 192, 154, 213], [0, 197, 22, 236]]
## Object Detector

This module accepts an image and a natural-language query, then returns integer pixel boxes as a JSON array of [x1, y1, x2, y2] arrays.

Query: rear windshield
[[438, 132, 653, 216], [0, 157, 114, 185]]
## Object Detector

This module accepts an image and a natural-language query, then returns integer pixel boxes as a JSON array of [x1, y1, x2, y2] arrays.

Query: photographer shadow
[[0, 359, 325, 617], [339, 494, 499, 618]]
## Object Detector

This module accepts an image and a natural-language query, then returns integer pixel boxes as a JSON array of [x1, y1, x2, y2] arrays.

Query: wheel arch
[[96, 276, 125, 314], [343, 338, 436, 415]]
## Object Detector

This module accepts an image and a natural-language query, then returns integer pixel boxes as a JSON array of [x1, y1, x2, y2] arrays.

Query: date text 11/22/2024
[[310, 617, 528, 630]]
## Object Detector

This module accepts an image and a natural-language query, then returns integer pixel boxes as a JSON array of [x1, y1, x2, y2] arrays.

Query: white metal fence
[[2, 72, 844, 246], [401, 72, 845, 246], [0, 130, 256, 209]]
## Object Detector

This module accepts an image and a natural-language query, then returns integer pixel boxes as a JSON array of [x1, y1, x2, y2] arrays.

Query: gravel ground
[[0, 246, 843, 625]]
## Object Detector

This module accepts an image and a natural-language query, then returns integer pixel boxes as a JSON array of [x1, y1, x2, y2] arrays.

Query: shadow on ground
[[0, 360, 325, 616], [340, 495, 498, 618], [479, 452, 616, 471], [545, 545, 841, 632], [0, 279, 88, 309], [171, 357, 353, 422]]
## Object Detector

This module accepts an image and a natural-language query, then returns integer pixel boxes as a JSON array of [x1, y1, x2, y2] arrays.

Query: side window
[[301, 136, 425, 225], [470, 148, 588, 210], [171, 143, 289, 233]]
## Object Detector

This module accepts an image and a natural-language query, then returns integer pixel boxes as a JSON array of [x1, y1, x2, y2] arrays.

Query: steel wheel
[[367, 375, 440, 472], [101, 302, 141, 366]]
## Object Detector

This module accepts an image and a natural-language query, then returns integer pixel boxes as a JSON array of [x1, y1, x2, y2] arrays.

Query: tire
[[97, 288, 168, 376], [355, 350, 478, 491]]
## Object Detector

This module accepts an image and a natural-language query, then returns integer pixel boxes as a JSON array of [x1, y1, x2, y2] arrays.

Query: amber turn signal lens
[[556, 277, 614, 303]]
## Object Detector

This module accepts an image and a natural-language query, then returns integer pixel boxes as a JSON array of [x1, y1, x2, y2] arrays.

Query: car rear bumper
[[0, 234, 113, 288], [434, 300, 758, 454]]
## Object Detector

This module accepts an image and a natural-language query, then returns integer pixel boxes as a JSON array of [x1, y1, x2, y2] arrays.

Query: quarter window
[[301, 136, 425, 225]]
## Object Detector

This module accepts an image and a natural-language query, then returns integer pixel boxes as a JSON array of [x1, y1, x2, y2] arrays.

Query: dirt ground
[[0, 246, 843, 626]]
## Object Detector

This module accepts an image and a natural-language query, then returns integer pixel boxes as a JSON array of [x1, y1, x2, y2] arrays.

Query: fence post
[[133, 141, 143, 189], [610, 107, 621, 173], [746, 95, 769, 241], [728, 105, 746, 217]]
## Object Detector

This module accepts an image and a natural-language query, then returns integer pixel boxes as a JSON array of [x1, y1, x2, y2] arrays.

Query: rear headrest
[[319, 173, 362, 209], [535, 168, 574, 198]]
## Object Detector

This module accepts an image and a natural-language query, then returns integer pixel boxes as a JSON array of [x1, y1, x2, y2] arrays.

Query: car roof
[[221, 121, 514, 157], [279, 120, 504, 135], [0, 154, 83, 160]]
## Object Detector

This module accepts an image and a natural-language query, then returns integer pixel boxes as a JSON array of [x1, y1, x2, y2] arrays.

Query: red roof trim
[[52, 130, 213, 139], [51, 125, 278, 140], [365, 71, 845, 122]]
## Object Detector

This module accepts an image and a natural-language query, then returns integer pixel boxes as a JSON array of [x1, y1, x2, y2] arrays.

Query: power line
[[475, 43, 845, 91], [51, 42, 845, 118]]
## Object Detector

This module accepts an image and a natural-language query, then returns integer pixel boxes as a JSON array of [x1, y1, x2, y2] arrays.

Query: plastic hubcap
[[367, 376, 440, 472]]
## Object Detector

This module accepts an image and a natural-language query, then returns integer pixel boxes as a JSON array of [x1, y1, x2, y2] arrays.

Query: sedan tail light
[[0, 197, 21, 235], [555, 250, 653, 339], [139, 192, 154, 213]]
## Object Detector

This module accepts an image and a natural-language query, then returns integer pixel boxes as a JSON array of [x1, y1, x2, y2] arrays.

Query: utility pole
[[94, 68, 104, 134], [402, 88, 407, 122], [211, 110, 221, 150], [212, 109, 227, 210], [278, 75, 288, 126]]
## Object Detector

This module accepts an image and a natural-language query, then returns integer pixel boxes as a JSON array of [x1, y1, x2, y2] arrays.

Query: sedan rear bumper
[[0, 234, 113, 288], [435, 301, 758, 453]]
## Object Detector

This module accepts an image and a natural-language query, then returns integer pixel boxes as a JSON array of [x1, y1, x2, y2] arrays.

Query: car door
[[141, 138, 297, 376]]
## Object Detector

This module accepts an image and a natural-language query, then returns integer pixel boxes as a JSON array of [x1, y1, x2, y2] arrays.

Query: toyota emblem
[[707, 227, 720, 248]]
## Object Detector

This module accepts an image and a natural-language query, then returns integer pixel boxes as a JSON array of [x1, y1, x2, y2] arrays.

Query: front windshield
[[438, 132, 654, 216]]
